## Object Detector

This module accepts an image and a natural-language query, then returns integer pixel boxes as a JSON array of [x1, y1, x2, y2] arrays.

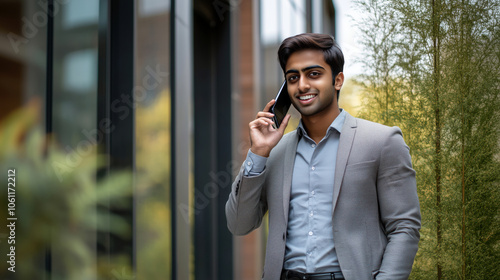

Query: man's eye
[[287, 76, 298, 82], [309, 72, 321, 77]]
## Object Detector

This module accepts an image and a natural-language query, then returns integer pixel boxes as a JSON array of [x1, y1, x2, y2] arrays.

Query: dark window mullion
[[45, 1, 54, 278], [170, 0, 177, 279], [97, 0, 135, 273], [108, 0, 135, 270], [45, 0, 54, 135]]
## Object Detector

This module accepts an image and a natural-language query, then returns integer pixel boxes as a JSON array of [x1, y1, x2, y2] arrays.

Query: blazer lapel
[[332, 113, 357, 214], [283, 132, 299, 223]]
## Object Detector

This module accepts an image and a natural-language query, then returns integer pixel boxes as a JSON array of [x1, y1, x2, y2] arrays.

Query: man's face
[[284, 49, 340, 117]]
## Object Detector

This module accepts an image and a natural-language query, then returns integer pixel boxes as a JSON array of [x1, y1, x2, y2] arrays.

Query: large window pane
[[135, 0, 172, 278], [53, 0, 99, 147], [260, 0, 306, 129], [51, 1, 100, 279], [0, 0, 47, 123]]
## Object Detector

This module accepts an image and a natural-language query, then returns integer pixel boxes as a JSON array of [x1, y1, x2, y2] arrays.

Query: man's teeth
[[299, 94, 315, 100]]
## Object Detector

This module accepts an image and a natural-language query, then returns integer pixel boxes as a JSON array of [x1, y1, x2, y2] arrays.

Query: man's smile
[[298, 94, 316, 100], [296, 93, 318, 104]]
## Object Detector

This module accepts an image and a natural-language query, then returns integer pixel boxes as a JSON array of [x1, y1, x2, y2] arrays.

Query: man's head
[[278, 33, 344, 120], [278, 33, 344, 99]]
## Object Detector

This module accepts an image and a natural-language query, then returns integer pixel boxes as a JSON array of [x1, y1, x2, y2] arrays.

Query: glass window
[[259, 0, 306, 131], [135, 0, 172, 278], [0, 0, 47, 123], [260, 0, 306, 45], [51, 2, 100, 279], [52, 1, 99, 148], [1, 1, 173, 279]]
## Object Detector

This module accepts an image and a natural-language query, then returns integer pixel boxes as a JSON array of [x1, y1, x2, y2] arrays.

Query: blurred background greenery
[[351, 0, 500, 278], [0, 100, 132, 279], [135, 90, 172, 279], [0, 90, 173, 279]]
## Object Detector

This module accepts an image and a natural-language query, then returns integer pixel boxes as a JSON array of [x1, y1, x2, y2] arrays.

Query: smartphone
[[269, 80, 291, 129]]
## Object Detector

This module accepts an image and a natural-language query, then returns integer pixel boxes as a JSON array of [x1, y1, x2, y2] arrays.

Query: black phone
[[269, 80, 291, 129]]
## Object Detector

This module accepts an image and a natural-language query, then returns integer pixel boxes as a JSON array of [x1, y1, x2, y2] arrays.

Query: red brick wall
[[235, 1, 263, 279]]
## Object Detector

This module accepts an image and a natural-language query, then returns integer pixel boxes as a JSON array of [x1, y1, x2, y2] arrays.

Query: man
[[226, 33, 421, 280]]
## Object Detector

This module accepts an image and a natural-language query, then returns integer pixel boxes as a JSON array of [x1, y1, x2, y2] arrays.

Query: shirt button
[[311, 143, 316, 148], [246, 161, 251, 166], [308, 231, 313, 236], [310, 211, 314, 217], [311, 190, 315, 195], [311, 166, 315, 170]]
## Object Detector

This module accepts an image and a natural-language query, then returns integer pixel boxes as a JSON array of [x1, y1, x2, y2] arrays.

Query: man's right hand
[[249, 99, 291, 158]]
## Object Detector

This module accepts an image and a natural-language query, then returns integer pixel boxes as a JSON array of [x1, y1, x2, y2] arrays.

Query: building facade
[[0, 0, 336, 279]]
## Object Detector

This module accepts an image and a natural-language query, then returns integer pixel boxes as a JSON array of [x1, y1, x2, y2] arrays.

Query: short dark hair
[[278, 33, 344, 98]]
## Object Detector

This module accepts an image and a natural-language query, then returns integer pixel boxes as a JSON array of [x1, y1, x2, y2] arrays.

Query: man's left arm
[[376, 127, 421, 280]]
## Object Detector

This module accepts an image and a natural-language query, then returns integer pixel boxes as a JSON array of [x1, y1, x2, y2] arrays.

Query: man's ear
[[334, 72, 344, 91]]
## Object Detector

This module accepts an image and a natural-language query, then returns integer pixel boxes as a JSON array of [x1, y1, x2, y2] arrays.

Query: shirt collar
[[297, 109, 346, 137]]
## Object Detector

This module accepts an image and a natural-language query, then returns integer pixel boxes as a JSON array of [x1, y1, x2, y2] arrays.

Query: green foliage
[[0, 102, 132, 280], [353, 0, 500, 278], [135, 90, 172, 279]]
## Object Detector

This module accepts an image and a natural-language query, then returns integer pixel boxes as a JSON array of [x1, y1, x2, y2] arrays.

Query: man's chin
[[295, 107, 318, 117]]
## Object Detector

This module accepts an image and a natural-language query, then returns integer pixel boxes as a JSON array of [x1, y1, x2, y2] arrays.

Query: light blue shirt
[[244, 109, 346, 273]]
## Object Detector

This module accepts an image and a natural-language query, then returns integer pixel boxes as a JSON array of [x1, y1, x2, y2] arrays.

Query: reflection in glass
[[62, 0, 99, 29], [260, 0, 305, 130], [53, 1, 99, 148], [260, 0, 306, 45], [135, 0, 172, 278], [62, 49, 97, 94], [51, 1, 101, 279]]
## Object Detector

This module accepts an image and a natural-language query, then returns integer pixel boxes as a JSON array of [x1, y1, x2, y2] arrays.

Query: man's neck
[[302, 107, 341, 144]]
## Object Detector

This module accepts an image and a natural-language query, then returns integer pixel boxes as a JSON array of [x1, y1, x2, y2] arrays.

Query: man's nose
[[298, 76, 310, 93]]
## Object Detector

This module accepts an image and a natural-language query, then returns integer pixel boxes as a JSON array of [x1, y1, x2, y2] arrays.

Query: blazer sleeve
[[375, 127, 421, 280], [225, 162, 268, 235]]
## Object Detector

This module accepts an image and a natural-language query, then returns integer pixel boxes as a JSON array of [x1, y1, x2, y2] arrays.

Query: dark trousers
[[281, 269, 345, 280]]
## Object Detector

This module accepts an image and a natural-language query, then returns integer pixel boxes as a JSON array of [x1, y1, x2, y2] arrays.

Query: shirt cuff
[[243, 149, 268, 176]]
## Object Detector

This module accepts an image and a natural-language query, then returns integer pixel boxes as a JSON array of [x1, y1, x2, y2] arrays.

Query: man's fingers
[[253, 99, 275, 120], [256, 111, 274, 119], [257, 118, 272, 127], [262, 99, 276, 113], [250, 117, 274, 128]]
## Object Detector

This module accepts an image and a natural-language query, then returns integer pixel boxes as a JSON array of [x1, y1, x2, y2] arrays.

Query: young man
[[226, 33, 421, 280]]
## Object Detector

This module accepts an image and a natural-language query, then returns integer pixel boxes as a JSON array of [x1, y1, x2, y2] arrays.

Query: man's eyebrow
[[285, 69, 299, 75], [285, 65, 325, 75]]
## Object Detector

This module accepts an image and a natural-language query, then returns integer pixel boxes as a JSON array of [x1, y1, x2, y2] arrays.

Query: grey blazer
[[226, 112, 421, 280]]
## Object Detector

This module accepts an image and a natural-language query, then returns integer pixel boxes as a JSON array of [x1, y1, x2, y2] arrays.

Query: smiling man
[[226, 33, 421, 280]]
